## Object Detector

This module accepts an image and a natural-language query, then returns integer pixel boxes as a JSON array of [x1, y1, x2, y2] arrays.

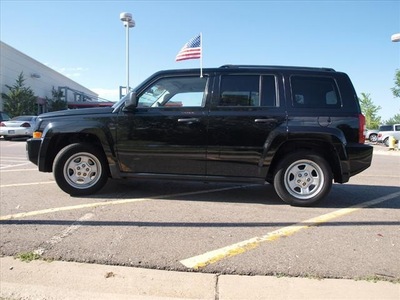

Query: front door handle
[[178, 118, 200, 124], [254, 118, 277, 123]]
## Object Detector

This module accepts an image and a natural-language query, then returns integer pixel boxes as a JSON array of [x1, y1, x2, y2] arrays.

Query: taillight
[[0, 122, 5, 127], [358, 114, 366, 144], [21, 122, 31, 128]]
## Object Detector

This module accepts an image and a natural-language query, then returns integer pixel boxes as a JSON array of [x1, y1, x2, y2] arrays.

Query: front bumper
[[26, 138, 42, 166]]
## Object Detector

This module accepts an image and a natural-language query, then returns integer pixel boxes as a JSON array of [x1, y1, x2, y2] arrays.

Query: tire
[[273, 151, 332, 206], [383, 137, 389, 147], [53, 143, 108, 196], [369, 133, 377, 143]]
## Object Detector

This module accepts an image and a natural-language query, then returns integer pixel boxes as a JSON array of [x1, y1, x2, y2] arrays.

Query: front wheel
[[53, 143, 108, 196], [383, 137, 389, 147], [273, 151, 332, 206], [369, 133, 378, 143]]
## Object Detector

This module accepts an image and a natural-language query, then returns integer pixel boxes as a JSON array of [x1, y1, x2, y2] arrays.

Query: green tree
[[359, 92, 381, 129], [391, 69, 400, 99], [383, 113, 400, 125], [47, 87, 67, 112], [1, 72, 37, 117]]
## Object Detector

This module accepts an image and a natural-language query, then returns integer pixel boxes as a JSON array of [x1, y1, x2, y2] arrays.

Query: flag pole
[[200, 32, 203, 78]]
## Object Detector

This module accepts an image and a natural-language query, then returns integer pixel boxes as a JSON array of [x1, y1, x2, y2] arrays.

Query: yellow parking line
[[0, 185, 251, 221], [180, 191, 400, 269]]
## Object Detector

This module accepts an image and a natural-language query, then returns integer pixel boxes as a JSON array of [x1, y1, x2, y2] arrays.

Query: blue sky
[[1, 0, 399, 121]]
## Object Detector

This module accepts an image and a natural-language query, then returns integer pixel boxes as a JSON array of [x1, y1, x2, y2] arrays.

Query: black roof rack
[[219, 65, 335, 72]]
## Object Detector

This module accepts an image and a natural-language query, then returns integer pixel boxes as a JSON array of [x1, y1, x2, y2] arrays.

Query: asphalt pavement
[[1, 142, 399, 300]]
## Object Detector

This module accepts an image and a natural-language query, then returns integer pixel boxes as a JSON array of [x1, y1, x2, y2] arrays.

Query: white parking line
[[0, 168, 38, 172], [1, 181, 55, 188], [180, 191, 400, 269], [0, 185, 252, 221], [0, 162, 32, 169], [34, 213, 94, 256]]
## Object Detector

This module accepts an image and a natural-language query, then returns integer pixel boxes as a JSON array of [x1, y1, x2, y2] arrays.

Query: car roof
[[153, 65, 337, 75], [11, 115, 37, 121]]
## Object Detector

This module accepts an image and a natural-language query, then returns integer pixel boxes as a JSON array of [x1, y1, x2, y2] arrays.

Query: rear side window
[[291, 76, 341, 108], [379, 125, 393, 131], [218, 75, 277, 107]]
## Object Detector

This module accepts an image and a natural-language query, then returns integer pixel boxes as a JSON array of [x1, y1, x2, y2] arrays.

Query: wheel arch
[[39, 133, 110, 177], [266, 139, 344, 184]]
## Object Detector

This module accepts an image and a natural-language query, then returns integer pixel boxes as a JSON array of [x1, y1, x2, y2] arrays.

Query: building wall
[[0, 41, 98, 112]]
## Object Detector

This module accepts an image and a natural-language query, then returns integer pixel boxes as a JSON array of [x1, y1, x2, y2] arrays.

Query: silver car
[[0, 115, 37, 140]]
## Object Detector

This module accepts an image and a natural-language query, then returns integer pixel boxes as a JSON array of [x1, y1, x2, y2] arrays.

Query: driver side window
[[138, 76, 208, 108]]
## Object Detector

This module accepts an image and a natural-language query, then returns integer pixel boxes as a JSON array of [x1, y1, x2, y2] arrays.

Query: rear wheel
[[53, 143, 108, 196], [273, 151, 332, 206]]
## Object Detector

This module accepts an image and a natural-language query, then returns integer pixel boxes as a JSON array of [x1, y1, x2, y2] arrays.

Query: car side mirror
[[124, 92, 138, 110]]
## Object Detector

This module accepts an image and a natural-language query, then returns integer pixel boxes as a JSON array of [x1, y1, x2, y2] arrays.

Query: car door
[[207, 73, 286, 179], [116, 74, 210, 175]]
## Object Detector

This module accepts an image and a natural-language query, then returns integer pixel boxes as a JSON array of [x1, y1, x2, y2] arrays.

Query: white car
[[0, 115, 37, 140], [377, 124, 400, 147]]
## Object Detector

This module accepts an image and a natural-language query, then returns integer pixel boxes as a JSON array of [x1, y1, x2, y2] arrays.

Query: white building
[[0, 41, 106, 113]]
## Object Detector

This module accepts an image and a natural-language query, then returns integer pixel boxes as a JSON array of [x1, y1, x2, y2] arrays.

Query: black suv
[[27, 65, 373, 206]]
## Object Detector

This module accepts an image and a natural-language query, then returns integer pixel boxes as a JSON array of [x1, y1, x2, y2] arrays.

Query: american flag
[[175, 34, 201, 61]]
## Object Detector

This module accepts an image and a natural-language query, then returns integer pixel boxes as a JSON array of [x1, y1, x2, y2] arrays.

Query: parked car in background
[[0, 115, 37, 140], [377, 124, 400, 146], [0, 111, 11, 122], [364, 128, 379, 143], [0, 111, 11, 138]]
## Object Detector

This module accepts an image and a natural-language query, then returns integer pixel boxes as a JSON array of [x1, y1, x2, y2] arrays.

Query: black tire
[[53, 143, 108, 196], [383, 137, 389, 147], [273, 151, 332, 206], [369, 133, 377, 143]]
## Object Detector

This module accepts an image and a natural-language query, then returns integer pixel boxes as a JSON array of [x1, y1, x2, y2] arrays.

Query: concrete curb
[[1, 257, 399, 300]]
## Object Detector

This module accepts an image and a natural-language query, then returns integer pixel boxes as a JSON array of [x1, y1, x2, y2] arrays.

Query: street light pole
[[120, 12, 135, 95]]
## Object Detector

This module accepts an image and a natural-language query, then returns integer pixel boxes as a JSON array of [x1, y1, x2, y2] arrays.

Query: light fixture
[[391, 33, 400, 42]]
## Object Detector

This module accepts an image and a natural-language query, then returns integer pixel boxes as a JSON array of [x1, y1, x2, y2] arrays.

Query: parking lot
[[1, 139, 399, 282]]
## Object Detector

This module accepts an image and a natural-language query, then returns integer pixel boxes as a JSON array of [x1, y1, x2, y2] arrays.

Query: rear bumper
[[346, 143, 373, 177]]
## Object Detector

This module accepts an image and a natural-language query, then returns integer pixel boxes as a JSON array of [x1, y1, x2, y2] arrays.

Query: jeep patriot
[[27, 65, 373, 206]]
